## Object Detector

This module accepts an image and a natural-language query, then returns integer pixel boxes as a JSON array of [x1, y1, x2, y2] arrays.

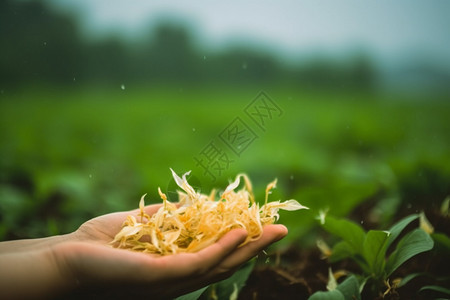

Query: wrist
[[48, 240, 84, 297]]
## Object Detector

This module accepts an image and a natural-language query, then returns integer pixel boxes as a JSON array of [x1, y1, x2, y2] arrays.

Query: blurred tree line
[[0, 0, 375, 90]]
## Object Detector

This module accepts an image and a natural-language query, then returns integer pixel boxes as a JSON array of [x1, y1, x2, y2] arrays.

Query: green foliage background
[[0, 0, 449, 245], [1, 86, 449, 242]]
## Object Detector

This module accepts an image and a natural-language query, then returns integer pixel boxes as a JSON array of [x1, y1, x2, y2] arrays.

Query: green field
[[1, 86, 449, 245]]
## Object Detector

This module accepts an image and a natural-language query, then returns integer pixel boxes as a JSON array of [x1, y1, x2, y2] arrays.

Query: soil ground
[[239, 206, 450, 300]]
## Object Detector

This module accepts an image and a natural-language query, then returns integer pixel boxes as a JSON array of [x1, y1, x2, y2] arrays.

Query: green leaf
[[336, 275, 361, 300], [362, 230, 389, 277], [206, 259, 255, 299], [398, 272, 430, 288], [309, 276, 361, 300], [419, 285, 450, 295], [175, 286, 209, 300], [321, 215, 366, 254], [385, 229, 434, 277], [329, 241, 355, 263], [385, 214, 419, 249], [431, 232, 450, 253], [309, 289, 345, 300]]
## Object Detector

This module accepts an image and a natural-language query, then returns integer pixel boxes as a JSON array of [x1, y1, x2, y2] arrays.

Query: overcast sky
[[46, 0, 450, 65]]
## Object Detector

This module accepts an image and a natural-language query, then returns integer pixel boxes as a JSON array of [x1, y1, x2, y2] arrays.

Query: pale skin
[[0, 204, 288, 299]]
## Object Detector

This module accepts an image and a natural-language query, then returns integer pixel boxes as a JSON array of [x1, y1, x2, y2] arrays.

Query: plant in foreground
[[310, 212, 434, 299], [112, 169, 308, 255]]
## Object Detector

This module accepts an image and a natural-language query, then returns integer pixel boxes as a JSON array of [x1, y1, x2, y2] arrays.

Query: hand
[[19, 204, 287, 299]]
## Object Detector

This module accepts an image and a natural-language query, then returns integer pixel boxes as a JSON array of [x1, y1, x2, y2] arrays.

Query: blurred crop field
[[1, 0, 450, 257], [1, 85, 449, 246]]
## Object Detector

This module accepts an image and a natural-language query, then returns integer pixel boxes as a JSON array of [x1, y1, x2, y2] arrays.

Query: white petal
[[317, 210, 327, 225], [224, 175, 241, 194], [171, 168, 188, 190], [181, 170, 192, 184], [114, 225, 142, 240], [139, 194, 146, 211], [326, 268, 338, 291], [170, 168, 196, 198], [279, 199, 309, 211]]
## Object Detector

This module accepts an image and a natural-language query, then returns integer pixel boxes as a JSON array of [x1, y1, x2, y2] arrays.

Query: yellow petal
[[316, 239, 332, 259], [113, 170, 308, 255], [419, 211, 434, 234], [139, 194, 146, 213]]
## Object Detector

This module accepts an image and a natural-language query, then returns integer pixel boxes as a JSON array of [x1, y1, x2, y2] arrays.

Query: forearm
[[0, 247, 72, 299], [0, 233, 75, 253]]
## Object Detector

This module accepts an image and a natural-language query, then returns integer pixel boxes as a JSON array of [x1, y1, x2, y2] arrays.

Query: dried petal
[[139, 194, 146, 211], [112, 170, 308, 255], [170, 168, 197, 201], [223, 175, 241, 195], [277, 199, 309, 211], [419, 211, 434, 234]]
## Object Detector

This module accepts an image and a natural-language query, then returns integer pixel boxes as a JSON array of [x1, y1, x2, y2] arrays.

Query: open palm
[[53, 204, 287, 299]]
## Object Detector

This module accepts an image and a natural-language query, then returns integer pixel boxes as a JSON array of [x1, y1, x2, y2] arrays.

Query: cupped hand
[[54, 204, 288, 299]]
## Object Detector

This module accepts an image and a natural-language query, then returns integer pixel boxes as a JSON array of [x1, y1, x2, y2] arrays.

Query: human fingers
[[58, 226, 283, 299], [201, 224, 287, 278], [163, 225, 286, 284], [161, 225, 288, 296], [139, 229, 249, 297], [151, 228, 248, 280], [56, 229, 249, 297], [228, 224, 286, 263], [66, 228, 247, 282]]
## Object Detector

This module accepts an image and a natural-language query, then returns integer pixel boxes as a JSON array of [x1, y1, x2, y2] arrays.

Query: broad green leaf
[[309, 289, 345, 300], [336, 275, 361, 300], [362, 230, 389, 277], [431, 232, 450, 253], [321, 215, 366, 254], [385, 214, 419, 249], [175, 286, 209, 300], [329, 241, 355, 263], [386, 229, 434, 276]]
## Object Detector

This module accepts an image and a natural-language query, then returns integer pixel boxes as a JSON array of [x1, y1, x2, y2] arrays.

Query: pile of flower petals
[[112, 169, 308, 255]]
